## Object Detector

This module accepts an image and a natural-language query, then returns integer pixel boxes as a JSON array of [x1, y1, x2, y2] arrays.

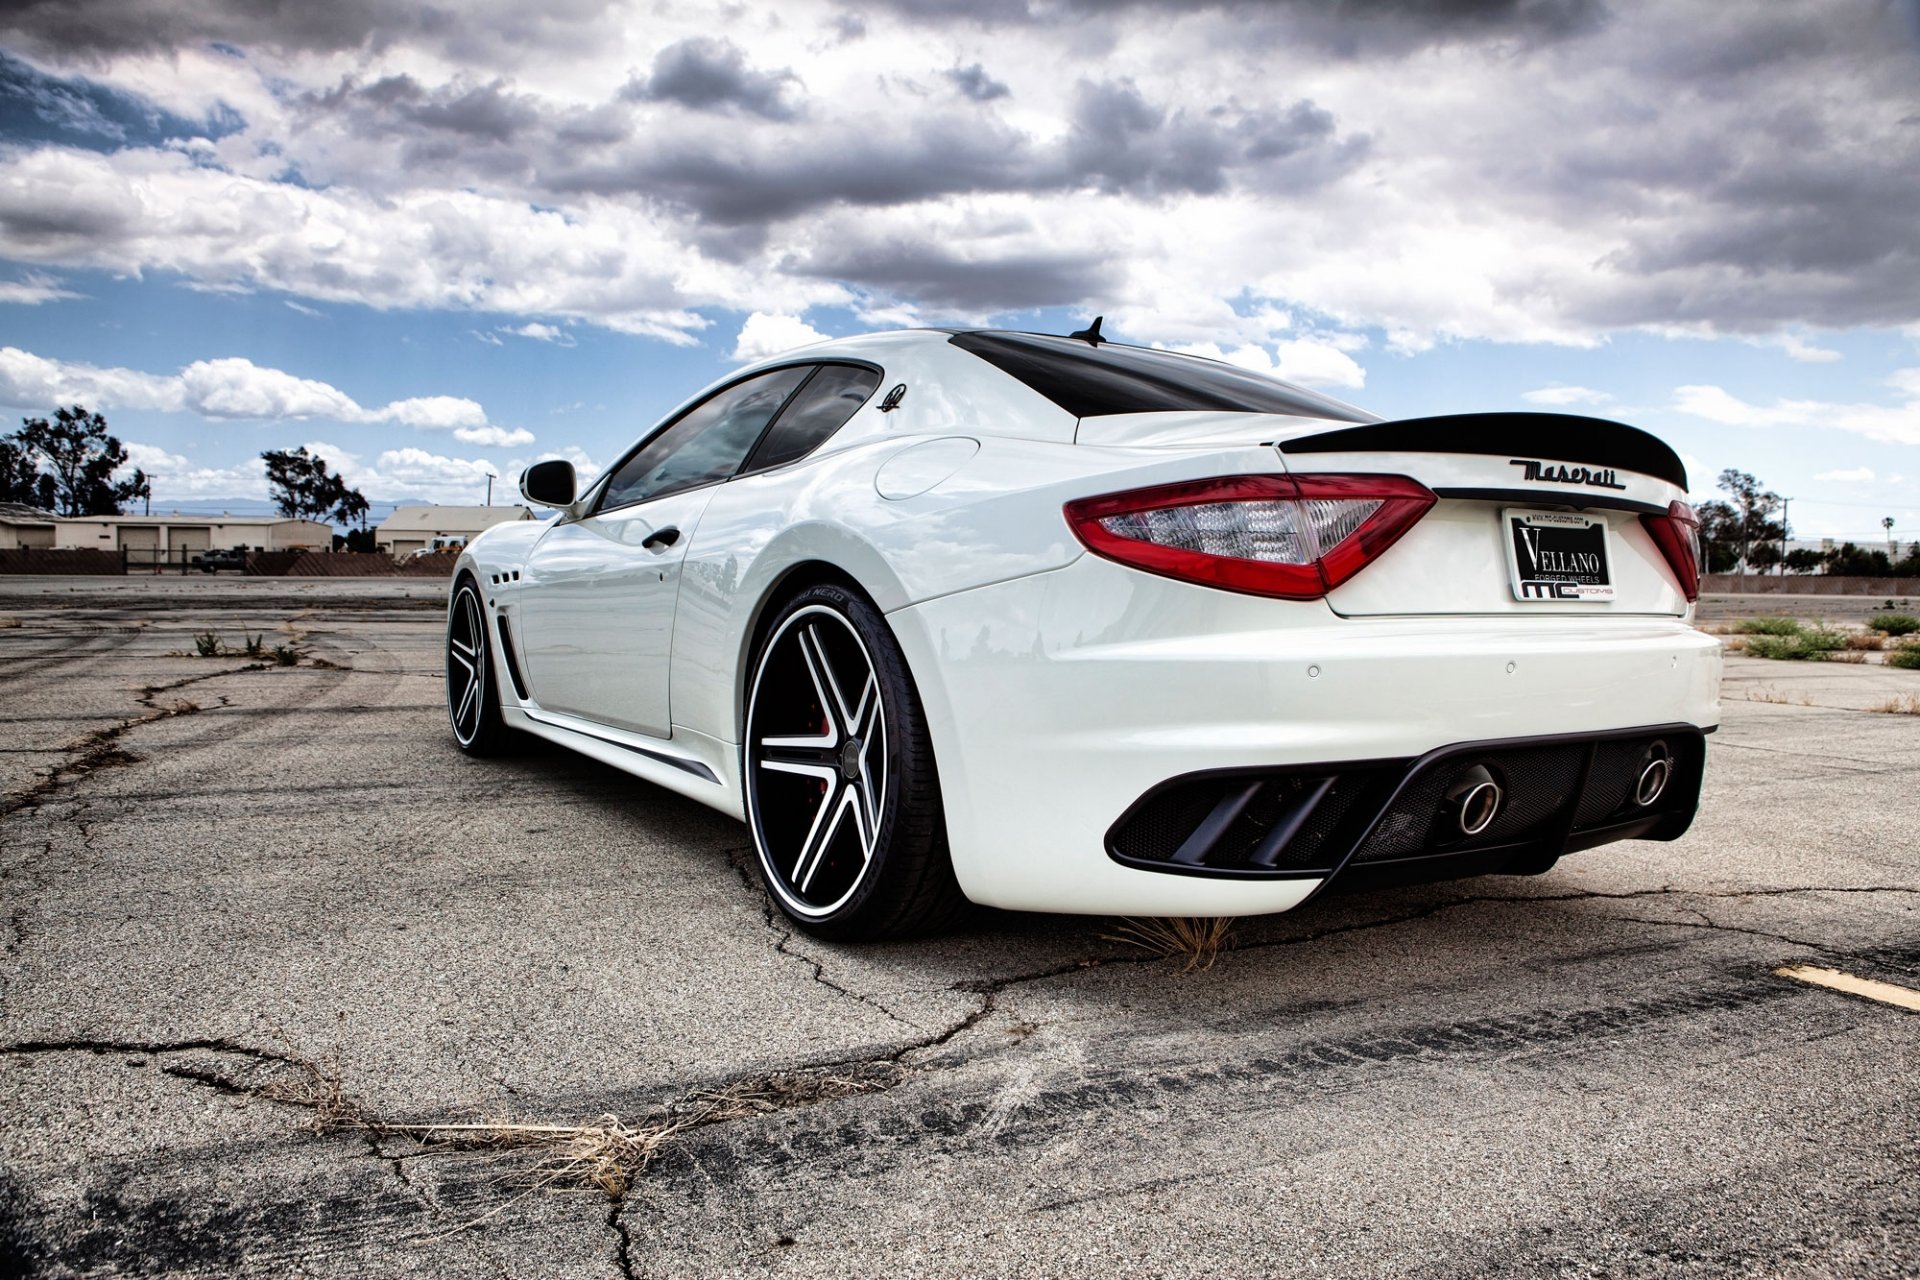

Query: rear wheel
[[446, 577, 513, 756], [743, 584, 968, 941]]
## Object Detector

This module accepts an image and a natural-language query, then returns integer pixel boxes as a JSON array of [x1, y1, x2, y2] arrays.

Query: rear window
[[949, 331, 1373, 422]]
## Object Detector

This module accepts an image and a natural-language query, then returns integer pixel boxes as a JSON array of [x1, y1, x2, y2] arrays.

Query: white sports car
[[448, 325, 1720, 940]]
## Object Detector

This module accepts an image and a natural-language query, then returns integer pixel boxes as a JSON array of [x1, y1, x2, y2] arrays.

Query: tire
[[743, 583, 969, 941], [446, 576, 514, 756]]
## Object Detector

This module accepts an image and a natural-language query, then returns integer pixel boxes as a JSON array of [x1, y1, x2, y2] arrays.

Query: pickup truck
[[190, 548, 248, 573]]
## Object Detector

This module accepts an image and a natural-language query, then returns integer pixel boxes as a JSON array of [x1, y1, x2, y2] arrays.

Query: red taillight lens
[[1640, 500, 1701, 602], [1063, 473, 1436, 600]]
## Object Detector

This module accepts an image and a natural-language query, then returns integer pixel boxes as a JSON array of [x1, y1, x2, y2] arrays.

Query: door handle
[[641, 526, 681, 551]]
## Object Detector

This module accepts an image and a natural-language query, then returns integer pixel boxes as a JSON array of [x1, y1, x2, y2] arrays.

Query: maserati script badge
[[1508, 459, 1627, 490]]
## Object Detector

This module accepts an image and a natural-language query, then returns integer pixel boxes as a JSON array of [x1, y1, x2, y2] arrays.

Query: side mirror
[[520, 459, 577, 509]]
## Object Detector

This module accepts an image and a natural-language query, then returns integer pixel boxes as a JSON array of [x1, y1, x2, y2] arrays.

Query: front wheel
[[743, 584, 968, 941], [446, 577, 513, 756]]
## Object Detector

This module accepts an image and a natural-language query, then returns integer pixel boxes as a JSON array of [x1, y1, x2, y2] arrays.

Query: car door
[[517, 365, 813, 737]]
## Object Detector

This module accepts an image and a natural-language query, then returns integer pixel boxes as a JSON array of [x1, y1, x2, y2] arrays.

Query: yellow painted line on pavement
[[1776, 965, 1920, 1013]]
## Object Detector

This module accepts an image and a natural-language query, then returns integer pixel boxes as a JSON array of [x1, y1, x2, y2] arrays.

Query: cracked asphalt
[[2, 577, 1918, 1278]]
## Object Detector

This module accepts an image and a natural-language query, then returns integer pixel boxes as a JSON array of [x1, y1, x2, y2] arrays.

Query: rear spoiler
[[1278, 413, 1687, 490]]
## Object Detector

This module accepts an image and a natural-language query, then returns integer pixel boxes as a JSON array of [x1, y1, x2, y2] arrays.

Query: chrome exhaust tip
[[1635, 743, 1672, 807], [1445, 764, 1503, 837]]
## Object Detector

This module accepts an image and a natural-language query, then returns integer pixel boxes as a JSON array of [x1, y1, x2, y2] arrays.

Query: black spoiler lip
[[1278, 412, 1687, 491]]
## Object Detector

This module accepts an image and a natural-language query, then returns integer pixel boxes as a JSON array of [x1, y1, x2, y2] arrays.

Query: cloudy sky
[[1, 0, 1917, 541]]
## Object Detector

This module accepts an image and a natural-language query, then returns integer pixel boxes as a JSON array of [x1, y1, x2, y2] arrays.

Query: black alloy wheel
[[743, 584, 967, 940], [446, 577, 511, 755]]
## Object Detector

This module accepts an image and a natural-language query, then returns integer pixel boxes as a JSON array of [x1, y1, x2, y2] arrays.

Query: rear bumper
[[889, 555, 1721, 916], [1106, 723, 1705, 896]]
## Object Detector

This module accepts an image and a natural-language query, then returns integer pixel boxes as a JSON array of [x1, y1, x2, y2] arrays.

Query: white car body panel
[[891, 555, 1717, 913], [517, 486, 714, 736], [454, 328, 1720, 920]]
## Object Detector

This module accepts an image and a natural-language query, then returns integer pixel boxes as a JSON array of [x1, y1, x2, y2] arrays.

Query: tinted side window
[[597, 366, 811, 512], [744, 364, 881, 473], [948, 332, 1374, 422]]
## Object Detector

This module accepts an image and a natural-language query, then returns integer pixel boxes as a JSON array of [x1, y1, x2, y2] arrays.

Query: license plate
[[1503, 509, 1614, 602]]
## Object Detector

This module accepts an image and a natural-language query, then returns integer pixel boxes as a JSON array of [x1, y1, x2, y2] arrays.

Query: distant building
[[374, 505, 534, 559], [0, 502, 56, 549], [53, 513, 331, 557]]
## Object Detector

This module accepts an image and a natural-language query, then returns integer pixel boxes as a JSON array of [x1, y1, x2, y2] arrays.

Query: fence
[[0, 547, 461, 577], [1702, 574, 1918, 597], [0, 548, 126, 575]]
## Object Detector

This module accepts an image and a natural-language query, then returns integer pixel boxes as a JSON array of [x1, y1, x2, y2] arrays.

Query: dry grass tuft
[[0, 614, 19, 629], [1824, 650, 1869, 664], [1845, 632, 1887, 651], [1743, 687, 1811, 706], [253, 1043, 897, 1201], [1104, 916, 1237, 972], [1870, 694, 1920, 716]]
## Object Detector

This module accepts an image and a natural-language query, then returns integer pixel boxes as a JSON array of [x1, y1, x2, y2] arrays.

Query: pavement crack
[[0, 1034, 302, 1064], [725, 847, 915, 1030], [1231, 883, 1920, 959], [1610, 913, 1842, 955], [607, 1199, 638, 1280]]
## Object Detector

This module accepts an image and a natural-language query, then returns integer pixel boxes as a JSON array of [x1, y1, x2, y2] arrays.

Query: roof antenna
[[1065, 315, 1105, 346]]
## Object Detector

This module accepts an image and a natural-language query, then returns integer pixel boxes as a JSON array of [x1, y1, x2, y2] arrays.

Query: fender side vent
[[495, 615, 530, 702]]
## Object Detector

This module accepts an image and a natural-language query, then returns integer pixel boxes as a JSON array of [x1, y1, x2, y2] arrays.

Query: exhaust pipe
[[1635, 742, 1672, 807], [1445, 764, 1503, 837]]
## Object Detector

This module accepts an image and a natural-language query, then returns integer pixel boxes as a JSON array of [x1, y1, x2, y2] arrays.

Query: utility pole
[[485, 472, 497, 506], [1778, 497, 1789, 574], [1737, 487, 1752, 576]]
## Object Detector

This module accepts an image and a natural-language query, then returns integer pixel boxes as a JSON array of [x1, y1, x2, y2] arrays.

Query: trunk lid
[[1278, 413, 1692, 617]]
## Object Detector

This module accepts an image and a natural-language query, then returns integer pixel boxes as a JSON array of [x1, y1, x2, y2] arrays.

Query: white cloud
[[454, 424, 536, 446], [373, 395, 488, 430], [1749, 333, 1842, 364], [120, 441, 269, 500], [177, 357, 362, 420], [1673, 374, 1920, 446], [1272, 338, 1366, 389], [0, 345, 511, 438], [504, 321, 575, 346], [0, 273, 81, 305], [1522, 385, 1613, 407], [1167, 336, 1366, 389], [732, 312, 830, 363], [1814, 467, 1876, 484], [0, 145, 837, 344]]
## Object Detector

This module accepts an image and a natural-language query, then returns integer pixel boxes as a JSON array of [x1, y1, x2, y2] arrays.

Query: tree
[[1783, 548, 1826, 574], [1702, 469, 1785, 574], [0, 438, 54, 510], [1825, 542, 1893, 576], [7, 406, 150, 517], [261, 447, 370, 527]]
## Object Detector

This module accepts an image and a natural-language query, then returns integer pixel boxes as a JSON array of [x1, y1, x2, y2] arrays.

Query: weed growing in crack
[[242, 634, 266, 658], [1732, 616, 1804, 637], [1741, 623, 1850, 661], [220, 1036, 903, 1205], [1743, 687, 1811, 705], [1887, 645, 1920, 672], [192, 631, 223, 657], [1103, 916, 1237, 972], [272, 644, 300, 666], [1869, 612, 1920, 637], [1870, 694, 1920, 715]]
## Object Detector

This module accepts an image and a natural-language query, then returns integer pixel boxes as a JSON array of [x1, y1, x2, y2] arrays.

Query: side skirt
[[503, 705, 745, 820]]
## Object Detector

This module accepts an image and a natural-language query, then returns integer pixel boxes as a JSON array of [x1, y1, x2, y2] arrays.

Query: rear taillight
[[1640, 500, 1701, 602], [1064, 473, 1436, 600]]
